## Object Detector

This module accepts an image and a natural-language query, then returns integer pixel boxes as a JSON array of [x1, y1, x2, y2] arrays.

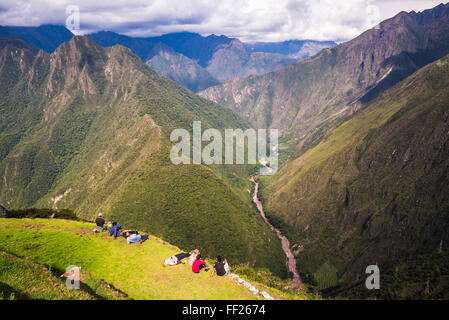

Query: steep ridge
[[261, 52, 449, 291], [147, 35, 296, 83], [200, 4, 449, 153], [87, 31, 220, 92], [0, 36, 287, 275]]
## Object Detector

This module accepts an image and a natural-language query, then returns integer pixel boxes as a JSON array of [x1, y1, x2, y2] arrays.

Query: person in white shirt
[[189, 249, 199, 266], [126, 232, 141, 244]]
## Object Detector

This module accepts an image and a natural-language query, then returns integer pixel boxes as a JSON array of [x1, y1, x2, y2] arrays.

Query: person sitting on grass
[[188, 249, 199, 266], [109, 222, 121, 239], [224, 258, 230, 274], [125, 231, 150, 244], [121, 230, 138, 238], [93, 213, 107, 234], [163, 252, 191, 267], [126, 231, 141, 244], [192, 255, 209, 273], [210, 256, 228, 277]]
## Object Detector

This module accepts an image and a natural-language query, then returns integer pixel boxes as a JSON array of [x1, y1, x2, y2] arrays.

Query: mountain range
[[0, 26, 334, 92], [86, 31, 305, 87], [0, 25, 73, 52], [200, 4, 449, 152], [199, 3, 449, 296], [244, 40, 337, 60]]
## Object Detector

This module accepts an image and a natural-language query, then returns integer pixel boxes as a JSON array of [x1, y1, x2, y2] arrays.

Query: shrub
[[7, 208, 81, 221]]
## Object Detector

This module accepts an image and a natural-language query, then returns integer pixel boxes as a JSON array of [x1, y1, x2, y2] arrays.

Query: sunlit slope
[[262, 53, 449, 288], [0, 250, 127, 300], [0, 219, 303, 300]]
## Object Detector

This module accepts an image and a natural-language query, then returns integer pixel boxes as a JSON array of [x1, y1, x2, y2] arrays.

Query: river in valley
[[250, 177, 302, 287]]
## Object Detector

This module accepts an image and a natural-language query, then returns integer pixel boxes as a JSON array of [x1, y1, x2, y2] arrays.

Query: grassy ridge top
[[0, 218, 310, 300], [0, 250, 127, 300]]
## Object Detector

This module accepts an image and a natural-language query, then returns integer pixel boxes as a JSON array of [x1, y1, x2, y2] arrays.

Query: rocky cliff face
[[290, 41, 336, 60], [200, 4, 449, 152], [206, 39, 295, 82], [146, 44, 220, 92]]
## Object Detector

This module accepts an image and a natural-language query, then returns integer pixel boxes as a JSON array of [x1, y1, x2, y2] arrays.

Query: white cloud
[[0, 0, 445, 41]]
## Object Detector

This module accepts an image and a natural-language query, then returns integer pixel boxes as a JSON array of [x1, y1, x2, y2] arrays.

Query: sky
[[0, 0, 446, 42]]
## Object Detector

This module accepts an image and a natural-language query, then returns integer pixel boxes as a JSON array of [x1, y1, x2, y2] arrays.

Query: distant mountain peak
[[0, 24, 73, 52], [243, 39, 337, 60], [54, 35, 102, 58]]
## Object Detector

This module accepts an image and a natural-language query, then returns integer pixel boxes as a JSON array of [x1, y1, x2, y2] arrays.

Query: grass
[[0, 250, 126, 300], [269, 95, 406, 194], [326, 250, 449, 300], [231, 265, 321, 300], [0, 218, 311, 300]]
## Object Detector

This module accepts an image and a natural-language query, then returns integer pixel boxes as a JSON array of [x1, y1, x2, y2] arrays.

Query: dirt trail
[[250, 177, 302, 287]]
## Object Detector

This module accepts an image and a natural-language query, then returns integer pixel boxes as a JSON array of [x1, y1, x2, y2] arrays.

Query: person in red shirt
[[192, 255, 209, 273]]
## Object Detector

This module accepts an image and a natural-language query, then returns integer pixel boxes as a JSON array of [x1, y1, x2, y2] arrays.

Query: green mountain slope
[[0, 250, 127, 300], [261, 53, 449, 294], [0, 36, 287, 276], [325, 249, 449, 300]]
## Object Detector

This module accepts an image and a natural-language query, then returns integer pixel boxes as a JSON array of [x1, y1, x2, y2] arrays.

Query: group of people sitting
[[163, 249, 230, 277], [93, 213, 149, 244], [94, 213, 230, 277]]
